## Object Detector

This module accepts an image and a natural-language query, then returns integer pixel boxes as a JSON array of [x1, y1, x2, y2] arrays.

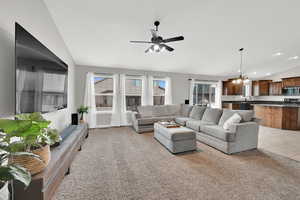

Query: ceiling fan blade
[[160, 44, 174, 52], [162, 36, 184, 43], [150, 29, 158, 38], [130, 41, 152, 44]]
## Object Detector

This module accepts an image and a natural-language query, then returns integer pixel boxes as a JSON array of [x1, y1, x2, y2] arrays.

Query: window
[[193, 83, 216, 107], [153, 79, 166, 105], [94, 75, 114, 111], [125, 78, 142, 111]]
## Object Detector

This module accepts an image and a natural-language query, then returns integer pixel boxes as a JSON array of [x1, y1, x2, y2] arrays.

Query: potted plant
[[77, 106, 89, 123], [0, 133, 40, 200], [0, 112, 61, 175]]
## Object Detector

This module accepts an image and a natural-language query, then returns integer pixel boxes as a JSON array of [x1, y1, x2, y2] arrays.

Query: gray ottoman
[[154, 123, 197, 154]]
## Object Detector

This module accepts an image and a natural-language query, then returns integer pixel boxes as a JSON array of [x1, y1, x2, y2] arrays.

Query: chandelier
[[232, 48, 250, 84]]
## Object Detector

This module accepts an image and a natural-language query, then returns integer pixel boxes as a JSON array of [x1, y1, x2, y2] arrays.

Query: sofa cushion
[[137, 105, 153, 117], [137, 116, 176, 125], [153, 105, 170, 117], [166, 105, 181, 116], [189, 106, 206, 120], [202, 108, 223, 124], [223, 113, 242, 130], [201, 125, 236, 142], [155, 116, 176, 121], [175, 117, 191, 126], [137, 118, 156, 125], [186, 120, 215, 132], [218, 109, 254, 126], [181, 104, 193, 117]]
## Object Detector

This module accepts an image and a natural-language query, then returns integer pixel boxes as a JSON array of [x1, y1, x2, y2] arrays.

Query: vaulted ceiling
[[44, 0, 300, 78]]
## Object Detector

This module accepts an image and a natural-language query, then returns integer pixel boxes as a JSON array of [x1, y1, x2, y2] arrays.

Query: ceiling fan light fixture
[[154, 44, 160, 51]]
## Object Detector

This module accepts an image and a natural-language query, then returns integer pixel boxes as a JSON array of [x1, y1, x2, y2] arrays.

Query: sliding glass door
[[193, 82, 217, 107]]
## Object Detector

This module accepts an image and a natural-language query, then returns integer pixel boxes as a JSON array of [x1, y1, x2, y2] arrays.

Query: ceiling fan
[[130, 21, 184, 53]]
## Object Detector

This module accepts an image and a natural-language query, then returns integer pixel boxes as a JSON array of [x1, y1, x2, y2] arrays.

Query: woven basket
[[10, 145, 51, 175]]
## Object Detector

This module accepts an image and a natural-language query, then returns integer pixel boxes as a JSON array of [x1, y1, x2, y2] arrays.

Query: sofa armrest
[[228, 122, 258, 133], [228, 121, 259, 153], [131, 112, 141, 121]]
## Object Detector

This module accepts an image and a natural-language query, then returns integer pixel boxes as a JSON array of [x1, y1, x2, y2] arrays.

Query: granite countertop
[[253, 104, 300, 108]]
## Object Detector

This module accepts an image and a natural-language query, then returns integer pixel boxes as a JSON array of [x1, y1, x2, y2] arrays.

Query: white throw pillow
[[223, 113, 242, 130]]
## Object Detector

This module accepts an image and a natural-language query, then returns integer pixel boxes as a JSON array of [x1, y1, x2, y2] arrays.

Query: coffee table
[[154, 122, 196, 154]]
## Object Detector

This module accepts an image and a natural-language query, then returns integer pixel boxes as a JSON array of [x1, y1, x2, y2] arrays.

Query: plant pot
[[80, 119, 85, 124], [0, 182, 9, 200], [10, 145, 51, 175]]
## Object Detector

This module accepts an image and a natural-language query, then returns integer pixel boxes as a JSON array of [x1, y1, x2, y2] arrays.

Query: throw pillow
[[223, 113, 242, 130], [181, 104, 193, 117], [202, 108, 223, 124], [189, 106, 206, 120]]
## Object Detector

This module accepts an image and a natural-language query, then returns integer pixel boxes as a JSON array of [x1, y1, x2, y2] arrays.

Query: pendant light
[[232, 48, 250, 84]]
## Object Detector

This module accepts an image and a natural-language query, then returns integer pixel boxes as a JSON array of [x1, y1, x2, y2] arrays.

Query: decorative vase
[[0, 183, 9, 200], [10, 145, 51, 175]]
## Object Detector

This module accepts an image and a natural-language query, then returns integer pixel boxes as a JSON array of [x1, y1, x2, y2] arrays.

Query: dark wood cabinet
[[252, 80, 272, 96], [282, 77, 300, 87], [269, 81, 282, 95], [222, 103, 241, 110], [222, 80, 243, 95]]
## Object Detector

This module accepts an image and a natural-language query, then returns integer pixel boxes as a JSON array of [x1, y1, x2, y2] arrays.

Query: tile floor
[[258, 126, 300, 162]]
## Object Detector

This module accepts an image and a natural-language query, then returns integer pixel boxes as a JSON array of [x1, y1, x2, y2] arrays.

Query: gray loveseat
[[132, 104, 260, 154]]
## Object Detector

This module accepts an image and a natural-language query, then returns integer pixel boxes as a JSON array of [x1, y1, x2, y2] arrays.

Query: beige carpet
[[54, 127, 300, 200]]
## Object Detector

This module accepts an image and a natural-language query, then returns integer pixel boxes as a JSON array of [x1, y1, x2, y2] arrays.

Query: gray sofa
[[132, 104, 259, 154], [176, 107, 259, 154]]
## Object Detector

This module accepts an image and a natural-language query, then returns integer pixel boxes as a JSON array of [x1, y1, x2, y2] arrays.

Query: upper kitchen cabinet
[[252, 80, 272, 96], [269, 81, 282, 96], [222, 80, 243, 95], [282, 77, 300, 87]]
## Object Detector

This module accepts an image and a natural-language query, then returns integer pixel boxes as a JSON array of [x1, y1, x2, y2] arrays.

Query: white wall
[[263, 65, 300, 82], [74, 65, 224, 109], [0, 0, 75, 131]]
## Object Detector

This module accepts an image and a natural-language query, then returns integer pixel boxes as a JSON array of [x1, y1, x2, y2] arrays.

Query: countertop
[[253, 104, 300, 108], [222, 100, 300, 108]]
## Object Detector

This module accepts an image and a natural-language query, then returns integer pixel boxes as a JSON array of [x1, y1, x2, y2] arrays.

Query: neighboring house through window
[[125, 77, 142, 111], [153, 79, 166, 105], [94, 75, 114, 111]]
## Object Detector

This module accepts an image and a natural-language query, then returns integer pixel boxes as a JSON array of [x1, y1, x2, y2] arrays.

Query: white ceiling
[[44, 0, 300, 78]]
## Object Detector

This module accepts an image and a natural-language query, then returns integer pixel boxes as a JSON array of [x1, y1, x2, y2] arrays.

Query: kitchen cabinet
[[254, 105, 300, 130], [269, 81, 282, 95], [282, 77, 300, 87], [252, 80, 272, 96], [222, 80, 243, 95], [222, 103, 241, 110]]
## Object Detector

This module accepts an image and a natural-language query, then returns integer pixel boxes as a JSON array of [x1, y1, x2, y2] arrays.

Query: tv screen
[[15, 23, 68, 114]]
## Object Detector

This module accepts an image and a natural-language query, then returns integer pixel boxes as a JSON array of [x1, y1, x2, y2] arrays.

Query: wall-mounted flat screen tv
[[15, 23, 68, 114]]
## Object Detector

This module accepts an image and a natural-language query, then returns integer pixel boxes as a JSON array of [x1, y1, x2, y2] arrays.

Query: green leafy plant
[[0, 132, 41, 190], [77, 106, 89, 120], [0, 147, 38, 188], [0, 112, 61, 152]]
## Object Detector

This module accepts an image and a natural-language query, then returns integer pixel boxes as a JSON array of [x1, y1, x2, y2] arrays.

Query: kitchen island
[[254, 104, 300, 130]]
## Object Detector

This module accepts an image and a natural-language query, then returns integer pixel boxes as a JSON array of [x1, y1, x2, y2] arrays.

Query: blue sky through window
[[94, 77, 104, 82], [154, 80, 165, 88]]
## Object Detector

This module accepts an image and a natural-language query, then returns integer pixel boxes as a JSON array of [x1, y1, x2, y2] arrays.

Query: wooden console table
[[12, 124, 89, 200]]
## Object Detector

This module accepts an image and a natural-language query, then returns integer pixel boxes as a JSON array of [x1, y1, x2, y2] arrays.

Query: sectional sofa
[[131, 104, 260, 154]]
